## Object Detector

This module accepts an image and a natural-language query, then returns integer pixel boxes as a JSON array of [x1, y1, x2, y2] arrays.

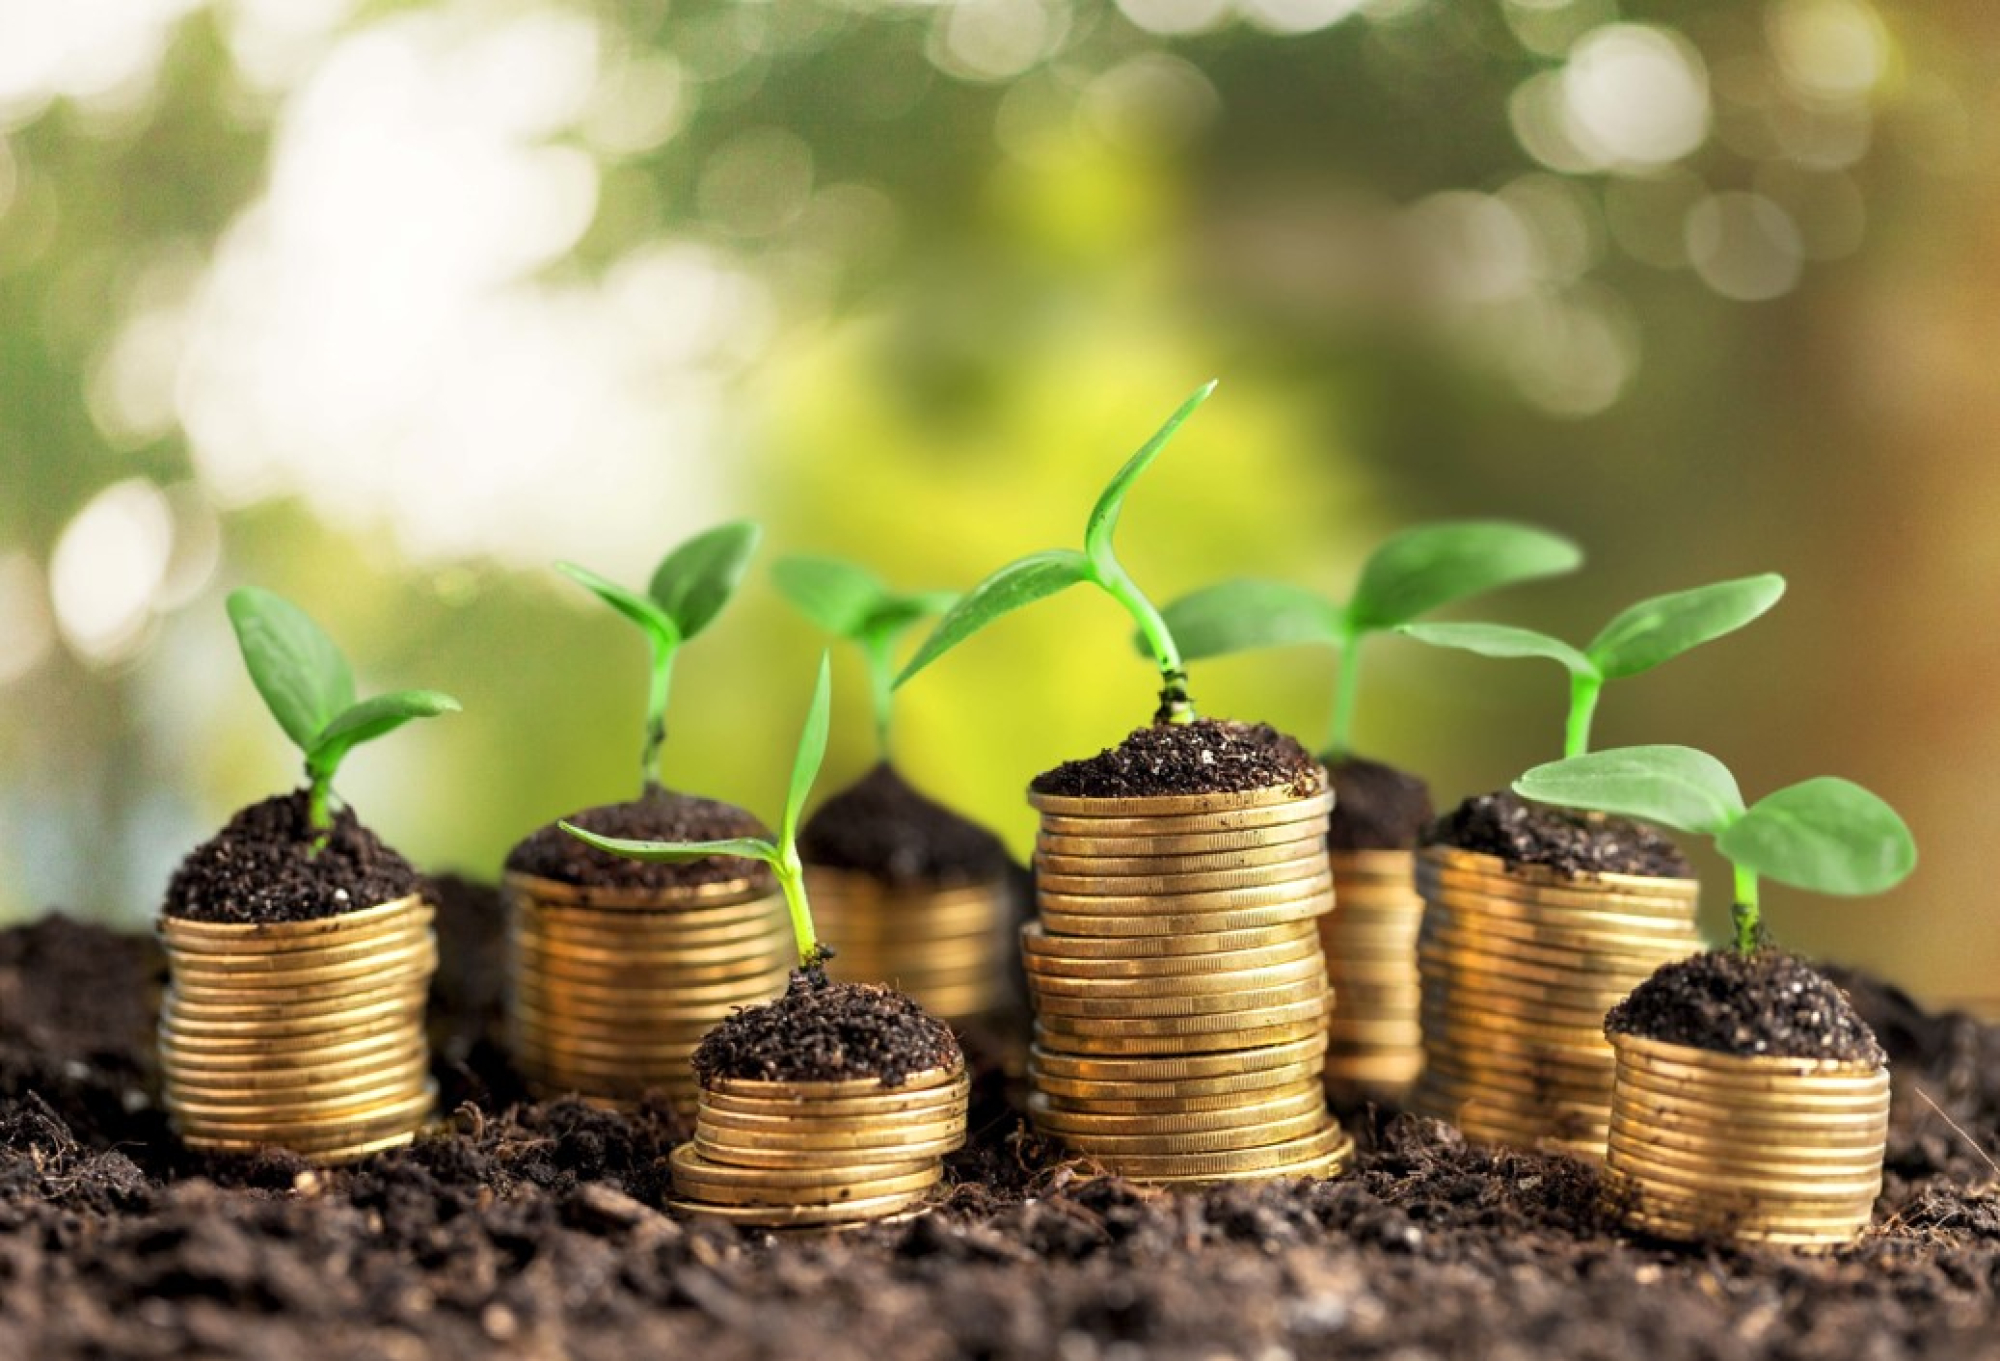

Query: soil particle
[[505, 788, 777, 893], [799, 763, 1012, 886], [161, 791, 424, 924], [1425, 789, 1693, 879], [1030, 719, 1322, 800], [1609, 948, 1887, 1065], [1326, 754, 1435, 851], [690, 970, 961, 1086]]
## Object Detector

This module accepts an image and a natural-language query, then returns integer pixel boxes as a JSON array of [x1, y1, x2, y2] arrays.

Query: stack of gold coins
[[158, 894, 438, 1163], [1604, 1032, 1889, 1249], [806, 869, 1012, 1021], [1023, 782, 1354, 1184], [506, 872, 792, 1110], [1409, 846, 1701, 1159], [669, 1061, 969, 1228], [1321, 849, 1426, 1102]]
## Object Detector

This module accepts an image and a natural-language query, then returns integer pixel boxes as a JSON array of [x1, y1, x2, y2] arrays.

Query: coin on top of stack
[[799, 765, 1020, 1023], [160, 893, 438, 1163], [1023, 719, 1353, 1185], [670, 971, 969, 1229], [503, 793, 794, 1112], [1407, 796, 1702, 1160]]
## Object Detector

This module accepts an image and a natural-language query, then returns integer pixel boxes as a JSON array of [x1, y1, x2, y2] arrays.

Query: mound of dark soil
[[1425, 789, 1692, 879], [163, 791, 423, 923], [505, 787, 776, 892], [1031, 719, 1320, 799], [1609, 948, 1886, 1064], [800, 764, 1012, 886], [691, 970, 961, 1086], [1326, 754, 1434, 851]]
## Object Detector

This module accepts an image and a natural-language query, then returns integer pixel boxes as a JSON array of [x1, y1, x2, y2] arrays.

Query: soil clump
[[1608, 948, 1887, 1064], [1031, 719, 1321, 799], [691, 970, 962, 1086], [799, 764, 1011, 886], [1426, 789, 1692, 879], [505, 788, 776, 892], [1326, 754, 1434, 850], [163, 791, 423, 924]]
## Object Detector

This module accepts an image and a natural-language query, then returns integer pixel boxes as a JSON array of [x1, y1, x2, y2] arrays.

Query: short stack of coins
[[1321, 849, 1426, 1102], [158, 894, 438, 1163], [1604, 1032, 1889, 1249], [506, 872, 792, 1110], [1409, 846, 1702, 1159], [806, 868, 1012, 1021], [670, 1061, 969, 1228], [1023, 780, 1355, 1184]]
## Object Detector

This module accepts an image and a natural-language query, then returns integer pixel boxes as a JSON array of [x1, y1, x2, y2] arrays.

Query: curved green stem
[[1732, 863, 1762, 955], [864, 632, 896, 760], [774, 849, 818, 967], [1563, 673, 1603, 760], [641, 640, 677, 792], [1325, 624, 1363, 760], [1096, 561, 1195, 725]]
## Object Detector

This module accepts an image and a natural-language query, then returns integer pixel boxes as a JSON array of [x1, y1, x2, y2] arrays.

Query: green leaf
[[896, 549, 1091, 686], [860, 590, 958, 640], [557, 561, 681, 655], [1346, 521, 1583, 633], [226, 587, 357, 751], [1514, 745, 1746, 837], [782, 653, 834, 848], [1157, 580, 1345, 661], [1586, 574, 1786, 680], [1717, 777, 1917, 896], [305, 690, 461, 781], [1082, 381, 1217, 577], [1398, 621, 1597, 676], [772, 555, 887, 639], [647, 520, 761, 642], [559, 825, 780, 866]]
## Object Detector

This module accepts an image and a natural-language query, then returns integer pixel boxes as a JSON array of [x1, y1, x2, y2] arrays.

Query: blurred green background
[[2, 0, 1994, 1011]]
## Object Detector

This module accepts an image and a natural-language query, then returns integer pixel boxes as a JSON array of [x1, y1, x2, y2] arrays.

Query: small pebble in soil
[[1607, 948, 1886, 1064], [692, 969, 961, 1086], [163, 791, 422, 924], [1424, 789, 1691, 879], [1030, 719, 1321, 799]]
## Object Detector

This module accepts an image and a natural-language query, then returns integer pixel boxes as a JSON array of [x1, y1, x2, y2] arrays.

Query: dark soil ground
[[2, 880, 1997, 1359], [1427, 789, 1694, 879], [1031, 719, 1321, 799], [1611, 949, 1889, 1065], [801, 764, 1013, 887], [164, 793, 422, 924]]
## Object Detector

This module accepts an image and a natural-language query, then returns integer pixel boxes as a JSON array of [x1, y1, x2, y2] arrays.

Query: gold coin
[[160, 1009, 419, 1051], [1036, 995, 1327, 1037], [1036, 789, 1333, 835], [159, 900, 433, 955], [162, 976, 428, 1022], [1609, 1088, 1890, 1133], [701, 1063, 965, 1101], [700, 1081, 970, 1122], [1029, 1059, 1323, 1103], [1033, 840, 1330, 880], [1413, 976, 1627, 1029], [158, 1023, 421, 1068], [1076, 1120, 1347, 1179], [1607, 1108, 1885, 1158], [1612, 1036, 1888, 1088], [1050, 1106, 1329, 1155], [1024, 953, 1325, 998], [1034, 854, 1332, 898], [165, 931, 435, 982], [669, 1144, 932, 1187], [1033, 977, 1326, 1022], [1416, 889, 1700, 941], [1323, 1053, 1425, 1083], [1419, 861, 1700, 912], [1415, 938, 1650, 996], [1605, 1150, 1882, 1200], [181, 1126, 422, 1163], [1034, 1078, 1323, 1116], [164, 1047, 430, 1095], [695, 1110, 965, 1146], [674, 1161, 943, 1207], [505, 870, 771, 909], [1037, 875, 1333, 916], [520, 905, 788, 945], [174, 1084, 434, 1137], [166, 1072, 431, 1122], [1022, 921, 1318, 967], [692, 1132, 963, 1169], [1040, 902, 1329, 938], [1324, 1020, 1424, 1048], [1028, 1087, 1324, 1135], [1605, 1126, 1884, 1178], [1028, 1034, 1325, 1081], [508, 1026, 713, 1062], [1419, 846, 1696, 895], [164, 1053, 430, 1103], [1034, 1016, 1327, 1056], [669, 1185, 931, 1227], [512, 971, 789, 1013], [1419, 1008, 1613, 1060], [1028, 780, 1328, 818], [1611, 1058, 1891, 1107]]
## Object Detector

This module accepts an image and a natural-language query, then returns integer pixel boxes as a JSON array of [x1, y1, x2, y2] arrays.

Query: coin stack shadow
[[807, 869, 1013, 1021], [1321, 849, 1427, 1102], [505, 872, 793, 1111], [1409, 846, 1702, 1159], [158, 894, 438, 1163], [669, 1061, 970, 1228], [1023, 781, 1355, 1184], [1604, 1032, 1889, 1249]]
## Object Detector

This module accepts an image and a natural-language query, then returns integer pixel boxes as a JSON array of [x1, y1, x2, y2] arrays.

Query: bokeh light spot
[[1686, 190, 1805, 301], [0, 553, 55, 686], [49, 479, 175, 667], [1561, 24, 1711, 171], [1767, 0, 1891, 105]]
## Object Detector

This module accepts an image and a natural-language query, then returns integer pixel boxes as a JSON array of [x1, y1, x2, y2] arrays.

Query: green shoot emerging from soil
[[1159, 522, 1581, 760], [561, 654, 834, 969], [896, 382, 1216, 725], [226, 587, 461, 838], [1402, 574, 1785, 760], [773, 555, 956, 759], [557, 522, 761, 793], [1515, 745, 1917, 953]]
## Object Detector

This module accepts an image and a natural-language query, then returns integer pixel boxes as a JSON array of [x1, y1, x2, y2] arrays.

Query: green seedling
[[1515, 745, 1916, 954], [227, 587, 460, 838], [1401, 574, 1786, 760], [562, 654, 835, 969], [897, 382, 1217, 725], [772, 555, 956, 757], [1158, 522, 1581, 760], [557, 522, 761, 792]]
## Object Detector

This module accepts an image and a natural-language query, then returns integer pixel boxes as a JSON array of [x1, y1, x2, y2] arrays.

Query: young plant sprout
[[562, 654, 835, 969], [227, 587, 460, 839], [1158, 522, 1581, 759], [556, 522, 761, 792], [1515, 745, 1917, 953], [772, 555, 956, 757], [1401, 574, 1786, 760], [896, 382, 1217, 725]]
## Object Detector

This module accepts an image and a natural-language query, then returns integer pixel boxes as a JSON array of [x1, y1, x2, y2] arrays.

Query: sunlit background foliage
[[3, 0, 1995, 1009]]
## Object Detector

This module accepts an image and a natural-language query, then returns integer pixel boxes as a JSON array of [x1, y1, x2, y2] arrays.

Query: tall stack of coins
[[158, 894, 438, 1163], [1024, 782, 1354, 1183], [807, 870, 1012, 1020], [1604, 1032, 1889, 1248], [1321, 849, 1426, 1101], [506, 872, 792, 1110], [670, 1061, 969, 1228], [1409, 846, 1701, 1158]]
